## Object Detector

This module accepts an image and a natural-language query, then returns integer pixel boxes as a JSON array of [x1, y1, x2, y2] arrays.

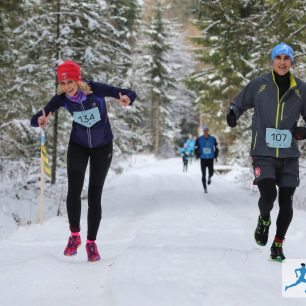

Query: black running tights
[[66, 141, 113, 240], [257, 178, 295, 240], [200, 159, 214, 188]]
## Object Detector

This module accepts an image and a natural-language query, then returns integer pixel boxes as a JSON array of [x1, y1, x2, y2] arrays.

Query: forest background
[[1, 0, 306, 207]]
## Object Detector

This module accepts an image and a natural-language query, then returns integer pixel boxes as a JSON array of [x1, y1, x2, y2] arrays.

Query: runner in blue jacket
[[184, 134, 196, 162], [195, 126, 219, 193], [31, 60, 137, 262], [226, 43, 306, 261], [180, 145, 190, 172]]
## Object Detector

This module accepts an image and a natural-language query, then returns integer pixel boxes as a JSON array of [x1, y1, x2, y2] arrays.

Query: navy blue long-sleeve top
[[31, 81, 137, 148]]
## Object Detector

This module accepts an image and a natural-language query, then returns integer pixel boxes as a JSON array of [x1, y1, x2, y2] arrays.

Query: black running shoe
[[270, 241, 285, 262], [254, 216, 271, 246], [208, 177, 212, 185]]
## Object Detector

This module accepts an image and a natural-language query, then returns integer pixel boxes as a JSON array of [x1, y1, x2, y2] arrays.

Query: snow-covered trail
[[1, 157, 306, 306]]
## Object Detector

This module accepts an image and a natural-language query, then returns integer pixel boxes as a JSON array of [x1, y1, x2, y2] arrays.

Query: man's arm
[[214, 138, 219, 160], [292, 88, 306, 140], [194, 138, 200, 159], [226, 80, 256, 128]]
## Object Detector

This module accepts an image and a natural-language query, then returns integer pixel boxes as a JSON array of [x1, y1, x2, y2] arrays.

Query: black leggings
[[200, 159, 214, 188], [66, 141, 113, 240], [257, 178, 295, 240]]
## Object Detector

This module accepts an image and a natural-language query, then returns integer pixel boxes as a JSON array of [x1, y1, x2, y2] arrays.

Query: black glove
[[226, 107, 237, 128], [293, 126, 306, 140], [214, 148, 219, 160]]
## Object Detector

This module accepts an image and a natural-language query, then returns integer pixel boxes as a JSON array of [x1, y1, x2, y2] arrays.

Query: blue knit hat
[[271, 43, 294, 62]]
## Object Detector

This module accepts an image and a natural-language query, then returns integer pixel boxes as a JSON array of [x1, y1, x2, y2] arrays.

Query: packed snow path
[[1, 157, 306, 306]]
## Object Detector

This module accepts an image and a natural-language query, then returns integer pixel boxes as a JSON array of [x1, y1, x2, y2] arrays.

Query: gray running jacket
[[231, 71, 306, 158]]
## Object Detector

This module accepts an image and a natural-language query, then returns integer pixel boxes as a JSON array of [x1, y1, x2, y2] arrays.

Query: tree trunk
[[51, 0, 61, 184], [154, 94, 160, 155], [51, 111, 58, 184]]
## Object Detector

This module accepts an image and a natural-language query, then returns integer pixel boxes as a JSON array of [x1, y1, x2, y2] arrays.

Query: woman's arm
[[30, 95, 65, 127], [90, 81, 137, 105]]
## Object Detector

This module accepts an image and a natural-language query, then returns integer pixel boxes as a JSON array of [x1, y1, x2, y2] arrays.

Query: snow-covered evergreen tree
[[139, 3, 178, 155], [164, 20, 197, 152], [103, 0, 147, 156], [0, 0, 43, 194], [127, 2, 197, 156]]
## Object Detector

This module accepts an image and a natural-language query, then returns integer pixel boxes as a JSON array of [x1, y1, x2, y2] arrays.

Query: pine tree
[[130, 2, 197, 156], [103, 0, 147, 156], [189, 0, 266, 160], [164, 19, 198, 152], [105, 0, 140, 68], [142, 3, 174, 155], [0, 0, 33, 160]]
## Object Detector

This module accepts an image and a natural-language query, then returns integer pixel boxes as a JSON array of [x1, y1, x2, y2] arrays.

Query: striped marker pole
[[38, 128, 50, 224], [39, 128, 46, 225]]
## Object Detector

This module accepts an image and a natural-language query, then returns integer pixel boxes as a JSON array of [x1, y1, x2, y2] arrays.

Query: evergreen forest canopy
[[1, 0, 306, 192]]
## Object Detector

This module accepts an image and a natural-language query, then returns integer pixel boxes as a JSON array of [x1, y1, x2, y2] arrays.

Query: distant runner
[[195, 126, 219, 193], [180, 145, 190, 172], [184, 134, 196, 162]]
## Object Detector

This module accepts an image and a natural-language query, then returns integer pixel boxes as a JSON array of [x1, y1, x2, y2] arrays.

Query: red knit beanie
[[57, 60, 82, 81]]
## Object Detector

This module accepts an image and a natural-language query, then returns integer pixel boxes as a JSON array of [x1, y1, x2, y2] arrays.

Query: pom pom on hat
[[57, 60, 82, 81], [271, 43, 294, 62]]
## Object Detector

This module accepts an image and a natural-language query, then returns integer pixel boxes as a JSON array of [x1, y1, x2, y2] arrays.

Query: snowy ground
[[1, 156, 306, 306]]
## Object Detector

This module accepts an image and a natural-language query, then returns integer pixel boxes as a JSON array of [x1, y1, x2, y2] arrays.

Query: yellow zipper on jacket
[[272, 72, 281, 158], [272, 71, 297, 158], [281, 103, 285, 120], [252, 131, 258, 150]]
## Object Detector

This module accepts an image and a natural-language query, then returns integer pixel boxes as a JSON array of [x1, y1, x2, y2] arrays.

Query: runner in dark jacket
[[31, 60, 137, 261], [226, 43, 306, 261], [195, 126, 219, 193]]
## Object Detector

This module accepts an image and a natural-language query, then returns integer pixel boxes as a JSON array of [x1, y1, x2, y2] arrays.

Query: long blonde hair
[[57, 80, 93, 95]]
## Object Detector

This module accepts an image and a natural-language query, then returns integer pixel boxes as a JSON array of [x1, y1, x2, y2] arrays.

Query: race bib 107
[[265, 128, 292, 148]]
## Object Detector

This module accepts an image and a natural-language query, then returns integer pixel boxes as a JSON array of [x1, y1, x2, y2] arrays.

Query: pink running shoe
[[86, 242, 101, 262], [64, 235, 81, 256]]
